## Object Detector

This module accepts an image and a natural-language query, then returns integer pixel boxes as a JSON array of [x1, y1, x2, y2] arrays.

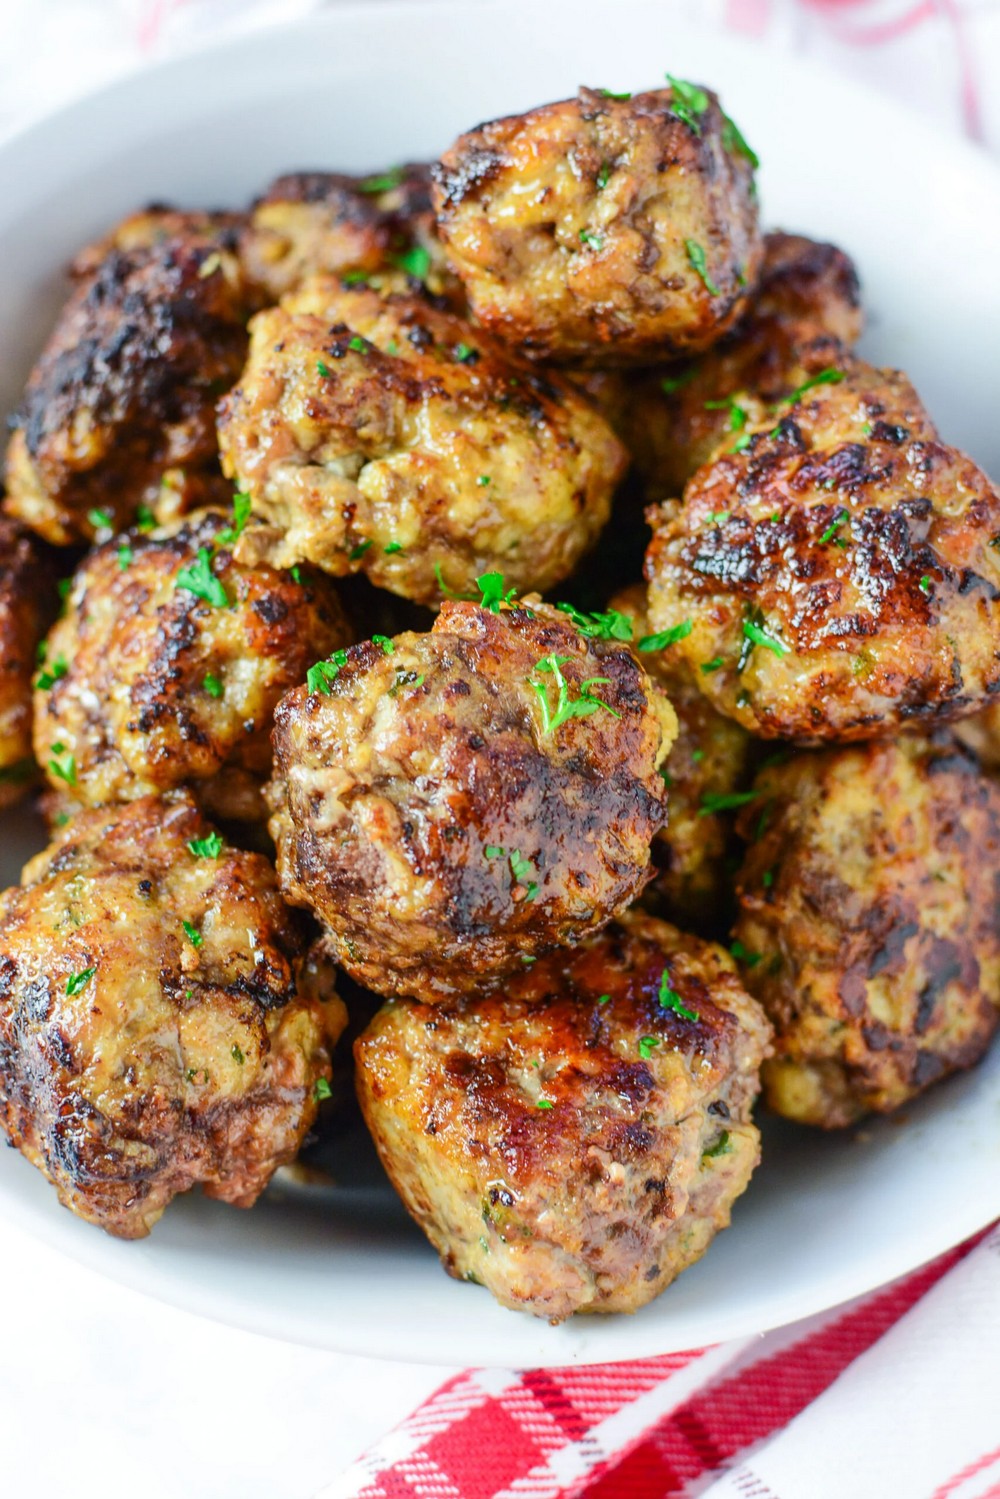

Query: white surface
[[1, 0, 1000, 1375]]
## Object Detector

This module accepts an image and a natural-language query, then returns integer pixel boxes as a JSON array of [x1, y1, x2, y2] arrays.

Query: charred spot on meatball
[[267, 599, 675, 1002], [356, 909, 771, 1320]]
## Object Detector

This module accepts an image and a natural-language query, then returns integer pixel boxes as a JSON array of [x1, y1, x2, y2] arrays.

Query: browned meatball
[[240, 164, 462, 307], [69, 206, 248, 280], [608, 585, 751, 925], [644, 353, 1000, 742], [4, 219, 252, 544], [0, 518, 58, 806], [34, 507, 349, 823], [732, 735, 1000, 1128], [955, 702, 1000, 770], [218, 281, 626, 604], [268, 599, 675, 1002], [0, 792, 344, 1237], [356, 909, 771, 1320], [431, 82, 761, 365], [596, 231, 863, 500]]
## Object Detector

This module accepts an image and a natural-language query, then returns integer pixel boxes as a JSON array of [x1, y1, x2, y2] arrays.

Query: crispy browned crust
[[4, 221, 252, 544], [268, 601, 675, 1002], [431, 84, 762, 364], [732, 735, 1000, 1127], [610, 584, 750, 925], [218, 281, 627, 604], [33, 507, 350, 821], [0, 517, 59, 807], [0, 792, 342, 1237], [356, 909, 771, 1320], [644, 352, 1000, 741]]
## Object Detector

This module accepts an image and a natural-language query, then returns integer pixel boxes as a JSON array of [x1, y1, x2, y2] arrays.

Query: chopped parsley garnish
[[176, 548, 229, 609], [778, 368, 846, 408], [666, 73, 709, 134], [394, 244, 431, 280], [483, 845, 504, 860], [731, 432, 753, 454], [536, 1098, 554, 1109], [598, 993, 611, 1005], [639, 620, 692, 652], [599, 87, 631, 100], [341, 269, 370, 285], [48, 744, 76, 786], [203, 672, 223, 699], [638, 1036, 660, 1060], [596, 162, 611, 190], [579, 228, 604, 250], [819, 510, 849, 546], [307, 648, 349, 695], [357, 166, 405, 194], [135, 504, 156, 532], [231, 1044, 245, 1065], [762, 869, 774, 887], [741, 613, 788, 660], [530, 654, 620, 735], [686, 239, 719, 296], [658, 969, 699, 1022], [87, 506, 113, 532], [477, 475, 491, 487], [703, 1130, 732, 1159], [317, 360, 334, 378], [348, 335, 368, 354], [453, 341, 476, 363], [388, 668, 425, 697], [730, 940, 762, 967], [919, 575, 932, 594], [383, 541, 404, 555], [508, 849, 538, 901], [433, 562, 477, 600], [372, 635, 395, 655], [691, 749, 704, 762], [699, 789, 758, 816], [660, 367, 697, 396], [182, 920, 203, 949], [218, 491, 252, 546], [65, 967, 96, 997], [289, 566, 303, 584], [556, 602, 633, 642], [700, 656, 724, 674], [707, 510, 730, 525], [349, 539, 373, 561], [36, 653, 68, 691], [705, 396, 748, 434], [118, 542, 134, 570], [187, 831, 223, 859], [478, 572, 517, 612], [721, 112, 759, 169], [313, 1077, 333, 1103]]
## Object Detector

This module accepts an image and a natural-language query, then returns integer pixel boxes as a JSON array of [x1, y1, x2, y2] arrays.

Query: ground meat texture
[[240, 164, 463, 308], [0, 518, 58, 807], [609, 585, 751, 927], [218, 281, 626, 605], [4, 220, 252, 545], [0, 791, 344, 1238], [585, 231, 863, 501], [644, 353, 1000, 742], [267, 601, 675, 1002], [355, 909, 771, 1320], [33, 507, 349, 823], [732, 735, 1000, 1128], [430, 83, 762, 365]]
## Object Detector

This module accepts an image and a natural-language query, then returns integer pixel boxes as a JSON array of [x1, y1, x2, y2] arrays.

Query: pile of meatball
[[2, 77, 999, 1324]]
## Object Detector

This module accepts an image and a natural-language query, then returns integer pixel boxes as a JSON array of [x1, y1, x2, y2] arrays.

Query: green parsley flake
[[556, 602, 633, 642], [536, 1098, 555, 1108], [317, 360, 334, 378], [530, 654, 621, 735], [388, 669, 425, 697], [433, 562, 477, 600], [307, 649, 349, 695], [383, 541, 404, 555], [638, 1036, 660, 1060], [66, 967, 96, 997], [349, 539, 373, 561], [348, 336, 367, 354], [453, 342, 477, 363], [819, 510, 849, 546], [118, 542, 133, 571], [596, 162, 611, 190], [705, 396, 748, 433], [313, 1077, 333, 1103], [341, 269, 370, 285], [730, 940, 762, 967], [203, 672, 223, 699], [666, 73, 709, 134], [686, 239, 720, 296], [477, 475, 491, 487], [48, 744, 76, 786], [700, 656, 724, 674], [508, 849, 538, 902], [394, 244, 431, 280], [218, 491, 252, 546], [658, 969, 699, 1022], [188, 831, 223, 859], [182, 920, 203, 949], [599, 87, 632, 100], [231, 1044, 245, 1065], [357, 167, 405, 194], [579, 228, 604, 250], [36, 654, 68, 691], [703, 1130, 732, 1159], [135, 504, 156, 532], [478, 572, 518, 612], [638, 621, 692, 652], [483, 844, 505, 860], [372, 635, 395, 655], [289, 565, 303, 584], [598, 994, 611, 1005], [707, 510, 731, 525], [87, 507, 114, 533], [778, 368, 846, 408], [762, 869, 774, 888], [176, 548, 229, 609], [660, 367, 697, 396], [699, 789, 758, 816], [742, 614, 788, 660], [920, 575, 932, 594]]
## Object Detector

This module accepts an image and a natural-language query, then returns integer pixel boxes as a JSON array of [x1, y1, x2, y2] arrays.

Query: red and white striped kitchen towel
[[319, 1225, 1000, 1499]]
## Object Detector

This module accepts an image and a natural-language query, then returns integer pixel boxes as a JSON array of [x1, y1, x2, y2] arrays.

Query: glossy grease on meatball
[[0, 792, 344, 1237], [268, 600, 675, 1001], [733, 735, 1000, 1127], [218, 281, 626, 603], [645, 354, 1000, 741], [34, 507, 349, 822], [431, 83, 762, 364], [356, 909, 771, 1319]]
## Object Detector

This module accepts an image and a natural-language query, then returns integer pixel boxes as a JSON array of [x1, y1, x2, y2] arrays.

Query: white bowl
[[1, 0, 999, 1368]]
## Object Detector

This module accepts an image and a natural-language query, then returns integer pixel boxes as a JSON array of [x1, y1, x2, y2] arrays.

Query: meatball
[[732, 735, 1000, 1128], [644, 353, 1000, 741], [34, 507, 349, 823], [600, 231, 863, 500], [69, 206, 248, 281], [218, 281, 626, 604], [4, 219, 252, 544], [356, 909, 771, 1320], [431, 82, 762, 364], [608, 585, 750, 925], [240, 164, 462, 307], [0, 518, 58, 807], [268, 599, 675, 1002], [0, 791, 344, 1237], [955, 703, 1000, 770]]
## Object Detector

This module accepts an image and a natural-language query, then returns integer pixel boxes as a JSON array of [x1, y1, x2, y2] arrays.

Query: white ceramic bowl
[[2, 0, 999, 1368]]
